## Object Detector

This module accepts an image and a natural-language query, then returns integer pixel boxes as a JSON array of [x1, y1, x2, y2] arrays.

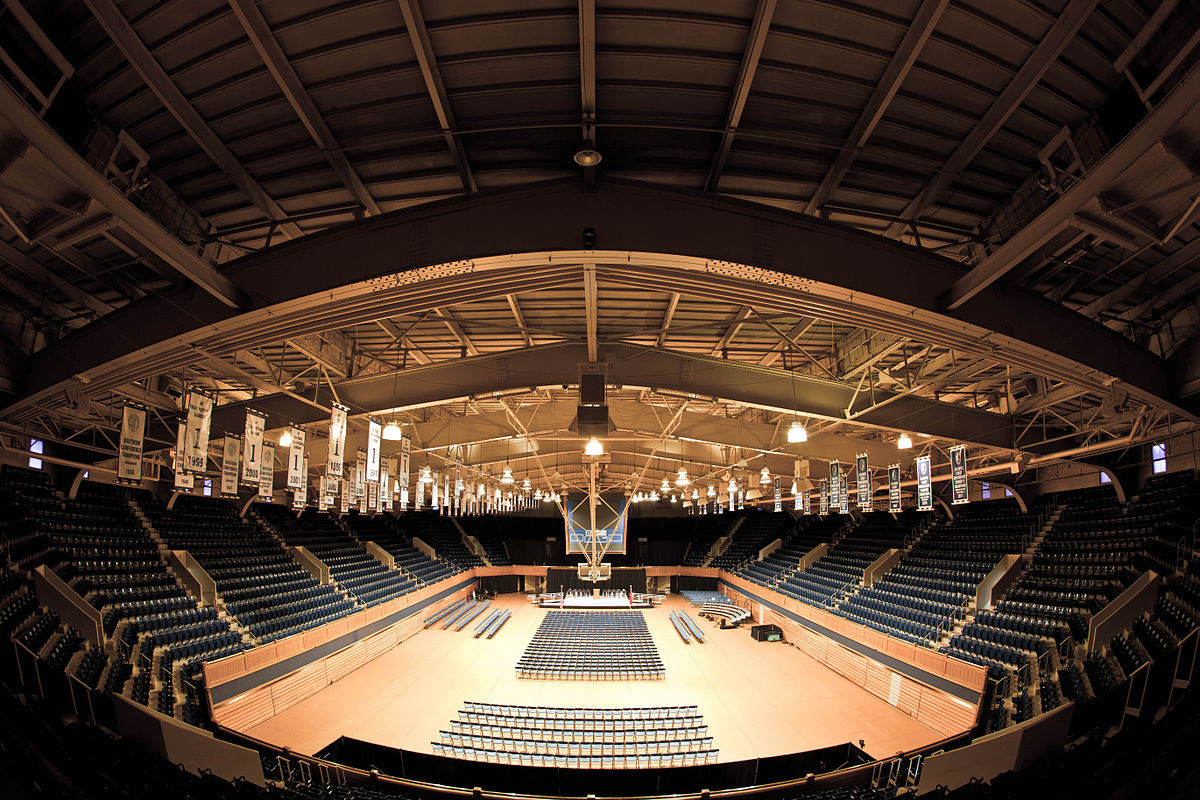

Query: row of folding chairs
[[430, 743, 720, 769], [449, 721, 709, 744], [516, 666, 665, 680], [457, 712, 705, 732], [440, 731, 714, 756], [462, 702, 697, 719], [676, 611, 706, 641]]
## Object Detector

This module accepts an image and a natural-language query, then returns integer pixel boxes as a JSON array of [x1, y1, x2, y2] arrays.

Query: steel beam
[[805, 0, 948, 215], [434, 307, 479, 356], [578, 0, 596, 139], [0, 239, 113, 317], [376, 318, 431, 365], [397, 0, 476, 193], [705, 0, 776, 192], [82, 0, 303, 240], [228, 0, 381, 216], [584, 265, 598, 360], [657, 293, 680, 348], [0, 78, 244, 309], [506, 294, 533, 347], [941, 61, 1200, 310], [712, 306, 752, 357], [1081, 235, 1200, 319], [885, 0, 1100, 240]]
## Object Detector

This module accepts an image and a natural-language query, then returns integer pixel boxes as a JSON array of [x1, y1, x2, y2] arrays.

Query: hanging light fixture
[[670, 494, 677, 503], [660, 477, 670, 492], [787, 421, 808, 443], [675, 466, 690, 487], [707, 485, 716, 498], [584, 436, 604, 456], [690, 488, 699, 500], [500, 465, 514, 485], [419, 465, 433, 484], [760, 465, 771, 484], [897, 434, 913, 450], [382, 421, 403, 441], [279, 428, 292, 448], [649, 490, 660, 501], [727, 476, 737, 494], [521, 477, 532, 491], [534, 487, 543, 500]]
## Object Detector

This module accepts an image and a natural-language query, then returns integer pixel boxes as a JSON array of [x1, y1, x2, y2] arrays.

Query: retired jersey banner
[[117, 403, 147, 485], [173, 422, 194, 492], [242, 410, 266, 486], [183, 390, 213, 474], [856, 453, 870, 510], [326, 403, 348, 479], [367, 481, 378, 511], [379, 459, 390, 512], [220, 436, 241, 497], [889, 464, 902, 513], [829, 461, 841, 509], [802, 487, 811, 514], [950, 444, 968, 505], [366, 418, 382, 483], [286, 427, 306, 490], [916, 454, 933, 511], [258, 444, 275, 499], [293, 456, 309, 509], [841, 477, 849, 514], [773, 475, 782, 512], [819, 478, 828, 515], [354, 449, 367, 498], [399, 436, 411, 487]]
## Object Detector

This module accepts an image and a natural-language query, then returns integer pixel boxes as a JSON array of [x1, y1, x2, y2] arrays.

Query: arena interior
[[3, 2, 1200, 799]]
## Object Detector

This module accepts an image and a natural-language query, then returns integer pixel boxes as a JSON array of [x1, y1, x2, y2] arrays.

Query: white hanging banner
[[173, 422, 194, 492], [258, 444, 275, 499], [889, 464, 903, 513], [950, 444, 969, 505], [819, 478, 828, 515], [366, 418, 382, 483], [293, 456, 309, 509], [220, 436, 241, 497], [802, 487, 811, 514], [340, 478, 350, 513], [773, 475, 782, 512], [399, 436, 411, 487], [117, 403, 147, 485], [828, 461, 841, 509], [840, 477, 849, 514], [183, 390, 214, 474], [379, 459, 390, 512], [916, 454, 933, 511], [326, 403, 348, 479], [242, 410, 266, 486], [856, 453, 870, 510], [320, 476, 335, 510], [286, 427, 306, 489], [416, 480, 425, 509], [354, 449, 367, 498]]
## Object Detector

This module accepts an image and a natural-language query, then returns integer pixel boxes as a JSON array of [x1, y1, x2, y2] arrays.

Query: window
[[28, 438, 43, 470], [203, 479, 212, 497], [1100, 472, 1111, 485], [82, 471, 89, 480], [980, 482, 991, 500], [1152, 443, 1167, 474]]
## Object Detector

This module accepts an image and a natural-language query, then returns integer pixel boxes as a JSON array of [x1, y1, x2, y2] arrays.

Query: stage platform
[[536, 595, 650, 608], [241, 594, 959, 764]]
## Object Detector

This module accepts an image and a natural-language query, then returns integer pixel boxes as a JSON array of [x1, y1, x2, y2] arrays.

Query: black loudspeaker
[[576, 405, 609, 436], [580, 373, 606, 405], [751, 624, 782, 642]]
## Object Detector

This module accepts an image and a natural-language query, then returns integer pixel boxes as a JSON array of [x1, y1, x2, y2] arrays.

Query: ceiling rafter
[[228, 0, 381, 217]]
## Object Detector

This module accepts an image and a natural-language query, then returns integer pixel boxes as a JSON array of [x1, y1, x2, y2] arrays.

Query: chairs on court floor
[[515, 610, 664, 680]]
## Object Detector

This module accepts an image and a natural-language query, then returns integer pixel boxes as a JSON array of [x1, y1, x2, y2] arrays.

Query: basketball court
[[241, 593, 951, 762]]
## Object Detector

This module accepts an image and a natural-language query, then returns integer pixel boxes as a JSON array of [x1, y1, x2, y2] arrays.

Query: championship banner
[[950, 444, 969, 505], [416, 481, 425, 509], [367, 482, 378, 512], [829, 461, 841, 509], [819, 478, 828, 515], [258, 444, 275, 499], [802, 487, 811, 514], [773, 475, 782, 512], [856, 453, 870, 510], [242, 410, 266, 486], [320, 476, 335, 510], [183, 390, 214, 474], [173, 422, 194, 492], [220, 436, 241, 497], [354, 449, 367, 498], [326, 403, 348, 479], [293, 456, 309, 509], [889, 464, 902, 513], [117, 403, 147, 485], [916, 454, 933, 511], [366, 418, 382, 483], [340, 478, 350, 513], [841, 477, 849, 514], [286, 427, 306, 490], [399, 485, 409, 509]]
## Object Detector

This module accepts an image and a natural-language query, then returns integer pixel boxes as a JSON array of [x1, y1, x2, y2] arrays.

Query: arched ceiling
[[1, 0, 1199, 489]]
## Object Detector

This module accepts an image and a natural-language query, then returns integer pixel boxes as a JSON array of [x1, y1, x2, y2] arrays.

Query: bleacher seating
[[516, 611, 663, 679], [775, 512, 911, 609], [434, 702, 718, 767], [398, 512, 485, 569], [681, 513, 738, 566], [737, 513, 847, 587], [708, 510, 793, 571], [456, 515, 513, 565], [678, 590, 730, 605]]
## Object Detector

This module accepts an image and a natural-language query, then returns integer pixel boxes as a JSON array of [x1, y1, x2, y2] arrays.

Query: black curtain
[[478, 575, 521, 594], [671, 574, 719, 593], [545, 567, 648, 593]]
